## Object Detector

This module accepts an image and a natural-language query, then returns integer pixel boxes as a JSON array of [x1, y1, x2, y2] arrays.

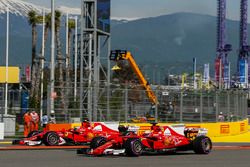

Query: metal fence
[[48, 82, 248, 123], [0, 83, 248, 125], [0, 87, 30, 123]]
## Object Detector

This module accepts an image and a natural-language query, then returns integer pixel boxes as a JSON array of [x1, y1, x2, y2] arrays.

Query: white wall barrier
[[0, 123, 4, 140]]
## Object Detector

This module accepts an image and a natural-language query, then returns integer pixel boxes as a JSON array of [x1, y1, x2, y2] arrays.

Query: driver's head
[[151, 123, 160, 131], [82, 120, 90, 128], [118, 125, 128, 133]]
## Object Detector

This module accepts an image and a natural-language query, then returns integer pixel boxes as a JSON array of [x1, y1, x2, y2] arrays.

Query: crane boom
[[110, 50, 158, 105]]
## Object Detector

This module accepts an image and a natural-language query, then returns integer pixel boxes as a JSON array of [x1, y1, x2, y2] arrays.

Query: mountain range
[[111, 13, 241, 74], [0, 0, 246, 76]]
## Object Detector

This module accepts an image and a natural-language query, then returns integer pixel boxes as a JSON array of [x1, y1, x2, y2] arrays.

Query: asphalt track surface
[[0, 148, 250, 167]]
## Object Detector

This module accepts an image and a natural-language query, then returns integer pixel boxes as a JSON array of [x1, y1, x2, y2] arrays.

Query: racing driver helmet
[[82, 120, 91, 128]]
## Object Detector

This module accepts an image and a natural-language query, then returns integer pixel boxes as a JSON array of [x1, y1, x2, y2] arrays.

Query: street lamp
[[4, 7, 9, 116]]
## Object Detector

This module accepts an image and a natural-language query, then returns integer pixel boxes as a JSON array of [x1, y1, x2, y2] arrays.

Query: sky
[[24, 0, 242, 21]]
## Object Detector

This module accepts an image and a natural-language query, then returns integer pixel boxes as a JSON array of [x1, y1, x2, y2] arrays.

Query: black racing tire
[[124, 138, 143, 156], [193, 136, 212, 154], [43, 131, 59, 146], [12, 139, 21, 145], [90, 136, 107, 149], [27, 131, 41, 138]]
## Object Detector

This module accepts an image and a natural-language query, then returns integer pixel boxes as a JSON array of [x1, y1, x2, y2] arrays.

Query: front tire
[[193, 136, 212, 154], [43, 131, 59, 146], [124, 138, 143, 156], [90, 137, 107, 149]]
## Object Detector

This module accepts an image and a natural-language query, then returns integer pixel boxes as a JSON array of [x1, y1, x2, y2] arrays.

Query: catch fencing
[[0, 83, 248, 124], [49, 82, 248, 123]]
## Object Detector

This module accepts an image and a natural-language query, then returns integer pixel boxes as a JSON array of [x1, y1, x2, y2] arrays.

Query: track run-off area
[[0, 148, 250, 167], [1, 123, 250, 166], [0, 134, 250, 167], [0, 143, 250, 151]]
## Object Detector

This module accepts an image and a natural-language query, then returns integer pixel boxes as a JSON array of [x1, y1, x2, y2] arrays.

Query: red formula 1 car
[[12, 122, 120, 146], [83, 123, 212, 156]]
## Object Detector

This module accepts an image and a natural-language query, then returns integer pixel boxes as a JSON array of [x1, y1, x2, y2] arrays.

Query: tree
[[28, 10, 39, 107], [112, 61, 138, 84], [54, 10, 65, 109], [112, 62, 142, 103], [35, 13, 52, 101]]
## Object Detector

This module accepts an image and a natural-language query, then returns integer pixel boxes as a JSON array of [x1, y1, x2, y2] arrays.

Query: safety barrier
[[121, 119, 249, 137], [46, 123, 72, 131], [0, 123, 4, 140], [185, 119, 249, 137], [46, 118, 248, 138]]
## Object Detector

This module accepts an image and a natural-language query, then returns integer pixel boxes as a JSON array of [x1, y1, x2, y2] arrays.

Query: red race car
[[12, 121, 120, 146], [83, 123, 212, 156]]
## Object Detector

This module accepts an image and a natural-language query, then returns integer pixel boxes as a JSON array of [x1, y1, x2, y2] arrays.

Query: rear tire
[[90, 137, 107, 149], [124, 138, 143, 156], [43, 131, 59, 146], [193, 136, 212, 154]]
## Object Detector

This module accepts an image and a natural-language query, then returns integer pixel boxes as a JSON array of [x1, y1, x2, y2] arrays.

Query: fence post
[[155, 89, 158, 122], [107, 84, 110, 121], [215, 91, 219, 122], [236, 90, 239, 121], [242, 92, 244, 119], [180, 91, 183, 122], [47, 85, 51, 116], [241, 90, 245, 120], [125, 86, 128, 123], [88, 87, 93, 122], [200, 91, 203, 122], [239, 90, 242, 120], [245, 92, 248, 119], [227, 91, 230, 121]]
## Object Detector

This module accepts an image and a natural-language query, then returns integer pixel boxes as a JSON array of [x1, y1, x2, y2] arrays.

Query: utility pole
[[193, 58, 197, 90], [64, 12, 69, 122], [4, 7, 9, 116], [40, 9, 45, 119], [66, 13, 69, 62], [74, 16, 78, 102], [50, 0, 56, 121]]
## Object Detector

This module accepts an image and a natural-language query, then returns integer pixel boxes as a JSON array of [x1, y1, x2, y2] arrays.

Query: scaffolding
[[80, 0, 111, 121]]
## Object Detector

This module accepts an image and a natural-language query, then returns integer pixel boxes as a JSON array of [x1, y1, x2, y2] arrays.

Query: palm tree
[[35, 13, 52, 100], [28, 10, 39, 106], [67, 18, 76, 73], [54, 10, 66, 110], [38, 13, 52, 54]]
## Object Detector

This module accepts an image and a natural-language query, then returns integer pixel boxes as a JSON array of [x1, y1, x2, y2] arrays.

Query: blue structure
[[21, 91, 29, 114], [238, 0, 250, 84], [216, 0, 232, 87]]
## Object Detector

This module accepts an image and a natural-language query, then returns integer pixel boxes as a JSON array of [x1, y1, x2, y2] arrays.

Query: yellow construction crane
[[110, 50, 159, 105]]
